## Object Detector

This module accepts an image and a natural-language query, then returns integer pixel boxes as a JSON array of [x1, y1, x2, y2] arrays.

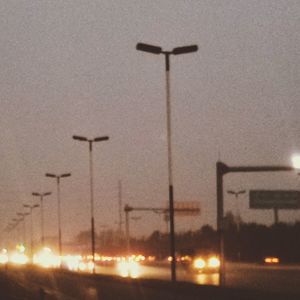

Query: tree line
[[74, 213, 300, 262]]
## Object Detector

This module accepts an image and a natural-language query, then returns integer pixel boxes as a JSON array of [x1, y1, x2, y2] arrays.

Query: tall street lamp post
[[23, 204, 39, 260], [136, 42, 198, 282], [227, 189, 246, 261], [32, 192, 51, 247], [227, 190, 246, 228], [46, 172, 71, 257], [12, 218, 21, 245], [73, 135, 109, 273], [17, 212, 30, 246]]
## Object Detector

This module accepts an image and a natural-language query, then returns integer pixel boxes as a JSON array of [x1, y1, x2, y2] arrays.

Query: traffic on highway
[[1, 1, 300, 299], [1, 245, 300, 296]]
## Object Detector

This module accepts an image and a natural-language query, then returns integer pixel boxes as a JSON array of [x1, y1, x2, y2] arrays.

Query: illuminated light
[[102, 256, 113, 262], [128, 261, 140, 278], [117, 260, 140, 278], [180, 255, 192, 262], [195, 273, 219, 286], [193, 258, 206, 269], [0, 252, 8, 264], [60, 255, 92, 272], [138, 255, 145, 261], [208, 257, 220, 268], [167, 256, 172, 262], [10, 252, 29, 265], [147, 256, 155, 262], [62, 255, 81, 271], [16, 244, 26, 253], [87, 261, 94, 272], [78, 262, 87, 271], [264, 256, 279, 264], [292, 154, 300, 169], [94, 254, 101, 261], [117, 261, 129, 277], [33, 247, 60, 268]]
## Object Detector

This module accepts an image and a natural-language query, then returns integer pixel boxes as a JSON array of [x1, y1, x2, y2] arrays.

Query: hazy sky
[[0, 1, 300, 244]]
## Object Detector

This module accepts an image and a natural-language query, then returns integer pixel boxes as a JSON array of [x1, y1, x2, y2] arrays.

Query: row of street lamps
[[23, 203, 39, 257], [5, 135, 108, 273], [32, 192, 52, 248], [5, 42, 198, 281], [45, 174, 71, 256]]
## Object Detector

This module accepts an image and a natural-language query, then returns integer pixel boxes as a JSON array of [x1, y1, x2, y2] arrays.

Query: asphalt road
[[95, 262, 300, 295], [1, 264, 299, 300]]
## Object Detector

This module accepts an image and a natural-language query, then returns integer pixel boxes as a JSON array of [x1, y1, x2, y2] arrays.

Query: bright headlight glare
[[208, 257, 220, 268], [117, 260, 140, 278], [193, 258, 206, 269]]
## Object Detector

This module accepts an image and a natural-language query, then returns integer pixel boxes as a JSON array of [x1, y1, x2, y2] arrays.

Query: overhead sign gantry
[[216, 161, 294, 286]]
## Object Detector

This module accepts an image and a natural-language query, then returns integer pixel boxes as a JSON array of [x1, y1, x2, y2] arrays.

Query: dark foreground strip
[[0, 265, 299, 300]]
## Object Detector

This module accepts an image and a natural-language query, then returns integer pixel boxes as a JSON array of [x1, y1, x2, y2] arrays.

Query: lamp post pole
[[136, 42, 198, 282], [12, 218, 20, 245], [17, 212, 29, 246], [227, 190, 246, 231], [227, 190, 246, 261], [13, 217, 22, 245], [32, 192, 51, 248], [23, 204, 39, 259], [46, 173, 71, 257], [73, 135, 109, 273]]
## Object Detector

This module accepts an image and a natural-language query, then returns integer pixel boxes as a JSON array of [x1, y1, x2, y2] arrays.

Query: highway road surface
[[0, 263, 299, 300], [95, 262, 300, 295]]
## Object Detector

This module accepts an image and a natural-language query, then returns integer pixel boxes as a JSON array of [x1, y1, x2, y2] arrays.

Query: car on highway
[[263, 256, 280, 265], [180, 254, 220, 273]]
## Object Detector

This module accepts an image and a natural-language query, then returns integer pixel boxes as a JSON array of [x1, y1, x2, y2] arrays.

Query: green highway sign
[[250, 190, 300, 209]]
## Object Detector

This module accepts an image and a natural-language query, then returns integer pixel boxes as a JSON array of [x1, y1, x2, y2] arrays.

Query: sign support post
[[216, 161, 294, 286]]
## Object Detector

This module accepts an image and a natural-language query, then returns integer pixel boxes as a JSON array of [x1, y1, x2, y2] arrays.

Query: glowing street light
[[73, 134, 109, 273], [292, 154, 300, 170], [136, 42, 198, 282], [45, 172, 71, 257], [32, 192, 51, 247]]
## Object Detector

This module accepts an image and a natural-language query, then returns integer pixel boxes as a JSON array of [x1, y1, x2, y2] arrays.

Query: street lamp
[[11, 218, 21, 246], [292, 154, 300, 170], [24, 204, 39, 258], [136, 42, 198, 282], [46, 172, 71, 257], [227, 190, 246, 219], [73, 134, 109, 272], [17, 212, 30, 246], [227, 189, 246, 261], [32, 192, 51, 247]]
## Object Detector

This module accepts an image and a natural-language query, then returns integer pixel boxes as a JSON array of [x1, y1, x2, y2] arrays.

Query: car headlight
[[193, 258, 206, 269], [207, 257, 220, 268]]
